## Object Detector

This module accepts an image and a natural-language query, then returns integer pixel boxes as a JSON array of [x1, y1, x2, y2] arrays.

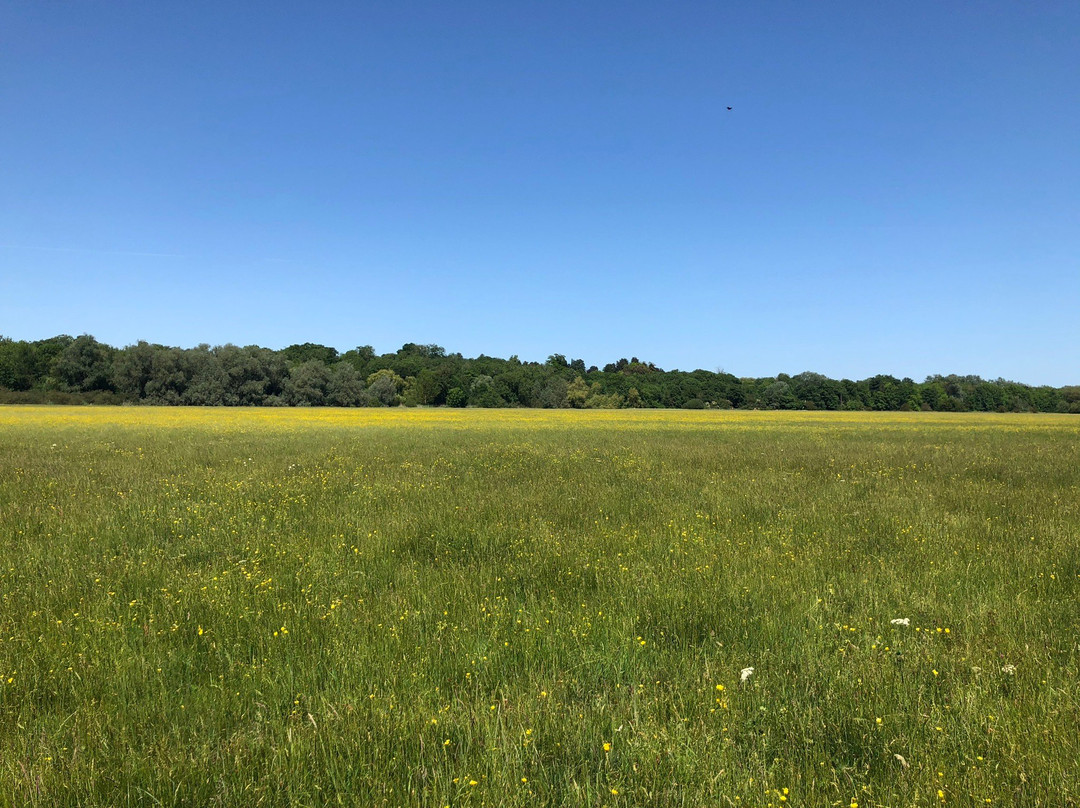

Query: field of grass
[[1, 406, 1078, 807]]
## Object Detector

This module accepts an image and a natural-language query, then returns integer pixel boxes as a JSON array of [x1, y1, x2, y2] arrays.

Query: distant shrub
[[683, 398, 705, 409], [82, 390, 123, 405], [0, 389, 42, 404], [446, 387, 468, 408]]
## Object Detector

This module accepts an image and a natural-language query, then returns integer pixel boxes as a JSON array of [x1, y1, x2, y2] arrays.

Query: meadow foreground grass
[[1, 407, 1078, 807]]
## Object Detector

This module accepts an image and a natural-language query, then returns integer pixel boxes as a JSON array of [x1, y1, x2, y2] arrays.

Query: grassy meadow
[[1, 406, 1078, 807]]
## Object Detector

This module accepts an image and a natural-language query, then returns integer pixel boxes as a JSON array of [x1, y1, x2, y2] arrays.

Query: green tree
[[327, 363, 365, 406], [536, 376, 569, 408], [281, 343, 339, 366], [341, 345, 376, 377], [469, 375, 505, 408], [285, 360, 332, 405], [181, 347, 228, 405], [144, 348, 188, 404], [565, 376, 589, 408], [763, 381, 798, 409], [584, 383, 623, 408], [215, 345, 288, 405], [53, 335, 114, 392], [113, 341, 159, 400], [0, 338, 45, 391], [404, 367, 443, 406], [365, 369, 405, 406]]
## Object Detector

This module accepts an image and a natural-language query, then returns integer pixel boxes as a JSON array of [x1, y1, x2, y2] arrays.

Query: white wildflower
[[740, 667, 754, 683], [890, 618, 910, 627], [1002, 664, 1016, 675]]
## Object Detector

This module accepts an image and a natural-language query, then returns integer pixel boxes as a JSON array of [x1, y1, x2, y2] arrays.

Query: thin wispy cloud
[[0, 243, 182, 259], [0, 243, 309, 268]]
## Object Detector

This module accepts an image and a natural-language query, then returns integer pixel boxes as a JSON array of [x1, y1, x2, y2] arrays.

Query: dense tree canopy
[[1, 335, 1077, 412]]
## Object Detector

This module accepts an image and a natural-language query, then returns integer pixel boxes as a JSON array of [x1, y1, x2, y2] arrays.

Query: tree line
[[1, 335, 1077, 413]]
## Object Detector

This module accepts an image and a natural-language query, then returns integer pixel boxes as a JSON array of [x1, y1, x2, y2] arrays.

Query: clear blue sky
[[2, 1, 1077, 384]]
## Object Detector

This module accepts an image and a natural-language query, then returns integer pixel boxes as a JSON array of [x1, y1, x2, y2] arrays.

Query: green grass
[[1, 408, 1078, 807]]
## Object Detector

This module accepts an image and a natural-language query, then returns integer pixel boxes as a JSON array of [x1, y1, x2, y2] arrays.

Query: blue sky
[[1, 1, 1077, 384]]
